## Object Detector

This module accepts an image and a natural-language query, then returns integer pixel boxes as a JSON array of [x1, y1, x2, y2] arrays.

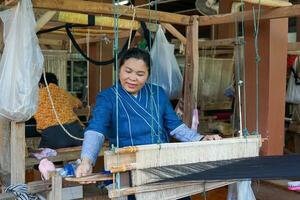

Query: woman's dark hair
[[39, 72, 58, 85], [119, 48, 151, 74]]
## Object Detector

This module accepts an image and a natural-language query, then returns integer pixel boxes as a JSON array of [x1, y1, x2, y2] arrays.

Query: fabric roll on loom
[[145, 154, 300, 183]]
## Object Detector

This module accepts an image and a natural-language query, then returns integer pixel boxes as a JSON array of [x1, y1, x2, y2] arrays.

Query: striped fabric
[[5, 184, 39, 200]]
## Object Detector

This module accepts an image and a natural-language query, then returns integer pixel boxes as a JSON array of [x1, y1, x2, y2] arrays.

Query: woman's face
[[119, 58, 149, 96]]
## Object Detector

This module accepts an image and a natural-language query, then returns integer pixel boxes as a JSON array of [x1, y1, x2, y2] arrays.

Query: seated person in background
[[34, 72, 84, 149]]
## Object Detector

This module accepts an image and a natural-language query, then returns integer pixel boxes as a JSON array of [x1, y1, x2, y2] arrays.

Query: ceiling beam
[[32, 0, 191, 25], [36, 11, 57, 32], [240, 0, 292, 7], [199, 4, 300, 26], [161, 23, 186, 45]]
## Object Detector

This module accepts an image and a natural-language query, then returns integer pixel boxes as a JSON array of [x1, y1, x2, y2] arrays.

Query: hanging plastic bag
[[227, 181, 256, 200], [0, 0, 44, 121], [286, 56, 300, 104], [149, 25, 183, 100]]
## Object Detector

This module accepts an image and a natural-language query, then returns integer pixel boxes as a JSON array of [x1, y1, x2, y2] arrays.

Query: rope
[[113, 0, 121, 190], [127, 5, 136, 49], [234, 9, 243, 138], [240, 0, 249, 136], [42, 69, 84, 141], [252, 0, 261, 135]]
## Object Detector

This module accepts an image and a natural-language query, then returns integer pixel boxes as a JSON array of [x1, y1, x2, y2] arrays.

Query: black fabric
[[146, 155, 300, 183], [39, 121, 83, 149], [88, 15, 95, 26], [140, 21, 152, 50], [65, 23, 137, 66]]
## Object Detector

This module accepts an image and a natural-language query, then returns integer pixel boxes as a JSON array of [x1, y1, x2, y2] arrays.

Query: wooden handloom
[[104, 136, 261, 199]]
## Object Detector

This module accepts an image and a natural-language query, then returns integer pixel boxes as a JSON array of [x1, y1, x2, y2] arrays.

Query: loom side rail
[[108, 181, 233, 199]]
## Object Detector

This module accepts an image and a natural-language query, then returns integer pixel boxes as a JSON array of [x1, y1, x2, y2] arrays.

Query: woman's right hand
[[75, 157, 94, 184]]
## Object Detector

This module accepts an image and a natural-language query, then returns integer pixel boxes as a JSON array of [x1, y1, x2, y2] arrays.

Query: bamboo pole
[[58, 11, 140, 30]]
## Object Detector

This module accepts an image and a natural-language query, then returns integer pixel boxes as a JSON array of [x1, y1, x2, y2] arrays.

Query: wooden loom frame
[[104, 136, 261, 199], [0, 0, 297, 199]]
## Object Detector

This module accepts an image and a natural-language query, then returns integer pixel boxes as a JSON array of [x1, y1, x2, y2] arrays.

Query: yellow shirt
[[34, 83, 82, 131]]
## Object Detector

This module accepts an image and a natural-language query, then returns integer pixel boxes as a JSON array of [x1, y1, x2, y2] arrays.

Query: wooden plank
[[65, 173, 113, 182], [39, 38, 63, 46], [10, 122, 25, 185], [26, 147, 105, 167], [0, 118, 10, 184], [108, 181, 232, 199], [32, 0, 190, 25], [161, 23, 186, 45], [0, 193, 15, 200], [183, 16, 199, 127], [288, 42, 300, 51], [4, 0, 17, 6], [199, 38, 242, 48], [199, 4, 300, 26], [36, 11, 57, 32], [47, 174, 62, 200], [0, 169, 10, 187], [58, 11, 140, 30], [27, 180, 52, 194], [239, 0, 292, 7]]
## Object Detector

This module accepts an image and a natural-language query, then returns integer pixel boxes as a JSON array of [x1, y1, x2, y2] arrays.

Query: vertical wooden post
[[88, 42, 100, 106], [183, 16, 199, 127], [244, 5, 287, 155], [10, 122, 25, 184], [0, 120, 25, 185], [0, 118, 11, 185], [47, 174, 62, 200]]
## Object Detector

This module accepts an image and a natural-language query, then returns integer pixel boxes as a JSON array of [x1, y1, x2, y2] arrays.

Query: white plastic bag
[[227, 181, 256, 200], [149, 25, 183, 100], [0, 0, 44, 121], [286, 56, 300, 104]]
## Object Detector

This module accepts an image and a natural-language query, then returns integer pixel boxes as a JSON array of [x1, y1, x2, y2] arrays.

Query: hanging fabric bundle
[[0, 0, 43, 121]]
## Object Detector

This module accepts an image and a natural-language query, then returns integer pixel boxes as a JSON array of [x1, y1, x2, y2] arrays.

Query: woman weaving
[[76, 48, 221, 198]]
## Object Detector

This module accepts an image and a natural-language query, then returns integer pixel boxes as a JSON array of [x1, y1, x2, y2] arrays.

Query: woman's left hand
[[202, 134, 222, 141]]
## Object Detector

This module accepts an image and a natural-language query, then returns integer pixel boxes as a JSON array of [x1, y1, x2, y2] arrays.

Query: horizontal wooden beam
[[58, 11, 140, 30], [32, 0, 191, 25], [288, 42, 300, 51], [199, 37, 243, 48], [199, 4, 300, 26], [288, 51, 300, 55], [238, 0, 292, 7], [39, 38, 63, 46], [108, 181, 232, 199]]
